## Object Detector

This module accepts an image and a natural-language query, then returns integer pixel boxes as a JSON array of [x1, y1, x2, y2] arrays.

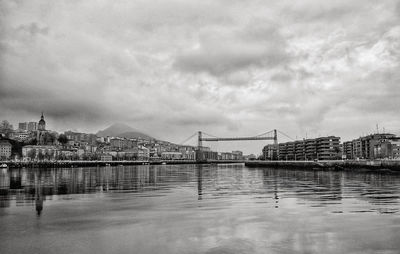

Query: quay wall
[[245, 160, 400, 172]]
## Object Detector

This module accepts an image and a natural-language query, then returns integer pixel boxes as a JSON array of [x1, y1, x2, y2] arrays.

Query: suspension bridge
[[180, 129, 294, 162]]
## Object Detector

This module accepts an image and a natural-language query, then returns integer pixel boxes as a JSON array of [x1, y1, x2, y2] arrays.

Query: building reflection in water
[[35, 171, 43, 216], [197, 165, 203, 200], [0, 165, 399, 215]]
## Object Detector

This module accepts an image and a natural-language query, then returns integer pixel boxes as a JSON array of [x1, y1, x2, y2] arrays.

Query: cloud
[[174, 22, 289, 76], [17, 22, 49, 36], [0, 0, 400, 153]]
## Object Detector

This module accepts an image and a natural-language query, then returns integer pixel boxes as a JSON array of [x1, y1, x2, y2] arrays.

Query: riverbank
[[4, 160, 399, 172], [2, 160, 245, 168], [245, 160, 400, 172]]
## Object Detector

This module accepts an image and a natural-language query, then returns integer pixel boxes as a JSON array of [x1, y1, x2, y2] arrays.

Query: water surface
[[1, 164, 400, 254]]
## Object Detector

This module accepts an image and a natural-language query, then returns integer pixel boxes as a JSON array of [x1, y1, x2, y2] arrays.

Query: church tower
[[37, 112, 47, 145], [38, 112, 46, 131]]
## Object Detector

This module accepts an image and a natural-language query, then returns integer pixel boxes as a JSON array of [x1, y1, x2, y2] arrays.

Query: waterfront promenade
[[2, 159, 245, 168], [2, 159, 400, 172]]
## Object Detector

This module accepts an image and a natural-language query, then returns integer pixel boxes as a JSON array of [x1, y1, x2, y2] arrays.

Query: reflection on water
[[0, 164, 400, 254]]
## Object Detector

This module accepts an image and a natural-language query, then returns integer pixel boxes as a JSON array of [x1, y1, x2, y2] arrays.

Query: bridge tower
[[197, 131, 203, 162], [273, 129, 278, 160], [198, 131, 202, 150]]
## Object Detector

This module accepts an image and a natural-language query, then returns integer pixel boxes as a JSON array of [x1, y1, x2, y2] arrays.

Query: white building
[[100, 154, 113, 161], [12, 130, 30, 141], [0, 140, 12, 159], [138, 146, 150, 161], [22, 145, 58, 161], [161, 152, 183, 160]]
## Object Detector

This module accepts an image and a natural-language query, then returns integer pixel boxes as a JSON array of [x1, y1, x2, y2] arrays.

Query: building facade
[[343, 133, 396, 160], [161, 152, 182, 160], [265, 136, 340, 161], [22, 145, 57, 161], [0, 140, 12, 159]]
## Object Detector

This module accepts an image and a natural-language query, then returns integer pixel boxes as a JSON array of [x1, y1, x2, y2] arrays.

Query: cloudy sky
[[1, 0, 399, 153]]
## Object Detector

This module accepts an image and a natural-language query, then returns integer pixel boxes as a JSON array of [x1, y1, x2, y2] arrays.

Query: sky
[[0, 0, 399, 154]]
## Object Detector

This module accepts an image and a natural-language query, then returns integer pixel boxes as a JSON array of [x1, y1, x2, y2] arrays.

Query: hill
[[96, 123, 154, 140]]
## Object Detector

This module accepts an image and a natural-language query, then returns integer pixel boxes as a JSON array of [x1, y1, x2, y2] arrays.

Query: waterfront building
[[221, 152, 234, 160], [295, 140, 306, 160], [373, 141, 393, 159], [344, 133, 396, 160], [195, 150, 218, 161], [100, 154, 113, 161], [391, 139, 400, 159], [263, 144, 278, 160], [232, 151, 244, 160], [343, 141, 353, 159], [138, 146, 150, 161], [278, 143, 288, 160], [219, 151, 244, 160], [316, 136, 340, 160], [286, 142, 295, 160], [305, 139, 317, 160], [244, 154, 257, 160], [161, 152, 182, 160], [267, 136, 340, 161], [180, 150, 196, 160], [352, 139, 362, 159], [22, 145, 57, 161], [57, 149, 78, 160], [0, 140, 12, 160]]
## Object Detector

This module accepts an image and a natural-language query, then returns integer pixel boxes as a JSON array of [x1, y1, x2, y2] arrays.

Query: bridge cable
[[202, 132, 219, 138], [254, 130, 274, 137], [277, 130, 295, 141], [179, 132, 198, 145]]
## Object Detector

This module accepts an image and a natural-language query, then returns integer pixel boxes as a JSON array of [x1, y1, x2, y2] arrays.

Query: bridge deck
[[201, 137, 275, 141]]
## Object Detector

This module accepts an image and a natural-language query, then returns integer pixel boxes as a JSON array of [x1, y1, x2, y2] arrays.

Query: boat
[[161, 162, 167, 165], [0, 163, 8, 168]]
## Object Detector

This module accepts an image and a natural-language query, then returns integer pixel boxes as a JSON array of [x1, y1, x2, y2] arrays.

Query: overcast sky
[[1, 0, 399, 153]]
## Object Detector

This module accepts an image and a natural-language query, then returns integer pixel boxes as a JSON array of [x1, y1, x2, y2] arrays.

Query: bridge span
[[196, 130, 278, 162]]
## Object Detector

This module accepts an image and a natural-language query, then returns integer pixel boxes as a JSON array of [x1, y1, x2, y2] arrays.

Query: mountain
[[116, 131, 154, 140], [96, 123, 154, 140]]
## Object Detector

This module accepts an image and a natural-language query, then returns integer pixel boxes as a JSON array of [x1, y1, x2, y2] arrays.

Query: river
[[0, 164, 399, 254]]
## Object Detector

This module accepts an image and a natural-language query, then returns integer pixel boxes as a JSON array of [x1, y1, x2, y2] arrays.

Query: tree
[[25, 138, 37, 146], [49, 150, 55, 160], [43, 132, 57, 145], [38, 150, 44, 161], [28, 149, 37, 161], [44, 149, 50, 161], [72, 153, 79, 161], [0, 120, 14, 138], [334, 147, 342, 160], [57, 134, 68, 146]]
